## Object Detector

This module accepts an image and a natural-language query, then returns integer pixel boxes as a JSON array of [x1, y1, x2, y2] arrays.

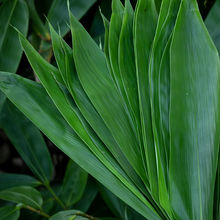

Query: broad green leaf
[[133, 0, 158, 198], [73, 177, 98, 212], [0, 0, 28, 72], [169, 0, 220, 219], [205, 0, 220, 53], [0, 173, 40, 190], [47, 0, 97, 36], [69, 8, 147, 185], [0, 206, 20, 220], [0, 72, 160, 219], [60, 160, 88, 207], [0, 186, 43, 209], [49, 23, 145, 193], [49, 210, 88, 220], [0, 98, 54, 184], [19, 33, 149, 210]]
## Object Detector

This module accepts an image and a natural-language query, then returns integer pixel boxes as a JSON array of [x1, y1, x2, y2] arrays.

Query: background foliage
[[0, 0, 219, 219]]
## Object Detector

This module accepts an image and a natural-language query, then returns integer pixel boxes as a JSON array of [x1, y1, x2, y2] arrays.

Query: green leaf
[[99, 184, 146, 220], [19, 32, 147, 209], [0, 0, 28, 72], [47, 0, 97, 36], [49, 210, 88, 220], [49, 22, 145, 193], [73, 177, 98, 212], [0, 186, 43, 209], [0, 206, 20, 220], [60, 160, 88, 207], [69, 7, 147, 185], [119, 0, 140, 141], [133, 0, 158, 198], [0, 98, 54, 184], [169, 0, 220, 219], [0, 173, 41, 190], [108, 0, 127, 101], [0, 72, 160, 220], [205, 0, 220, 53]]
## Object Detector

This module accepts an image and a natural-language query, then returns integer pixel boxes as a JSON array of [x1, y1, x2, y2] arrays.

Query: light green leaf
[[0, 98, 54, 184], [0, 186, 43, 209], [0, 206, 20, 220], [60, 160, 88, 207], [148, 0, 181, 209], [169, 0, 220, 219], [133, 0, 158, 198], [108, 0, 125, 94], [0, 0, 28, 72], [0, 173, 41, 190], [119, 0, 140, 139]]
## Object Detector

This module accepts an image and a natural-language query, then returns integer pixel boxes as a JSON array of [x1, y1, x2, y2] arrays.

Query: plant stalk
[[45, 183, 66, 210], [24, 205, 50, 218]]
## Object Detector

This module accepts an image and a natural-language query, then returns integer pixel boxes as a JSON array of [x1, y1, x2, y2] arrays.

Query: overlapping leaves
[[0, 0, 219, 219]]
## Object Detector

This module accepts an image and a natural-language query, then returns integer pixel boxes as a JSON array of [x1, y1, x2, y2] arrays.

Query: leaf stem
[[23, 205, 50, 218], [75, 212, 100, 220], [45, 183, 66, 210]]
